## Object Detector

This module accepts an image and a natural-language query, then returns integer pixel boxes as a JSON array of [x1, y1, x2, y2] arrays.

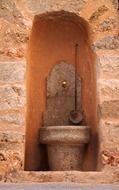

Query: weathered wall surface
[[0, 0, 29, 181], [25, 11, 97, 171], [0, 0, 119, 183]]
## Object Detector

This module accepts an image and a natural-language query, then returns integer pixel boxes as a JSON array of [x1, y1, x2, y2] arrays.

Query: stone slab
[[0, 85, 25, 110], [0, 61, 26, 83], [97, 79, 119, 102], [0, 183, 119, 190], [25, 0, 85, 15], [98, 16, 118, 32], [96, 54, 119, 79], [99, 120, 119, 151], [0, 110, 25, 125], [99, 100, 119, 119], [0, 131, 24, 143], [44, 62, 81, 126], [94, 35, 119, 50], [7, 170, 119, 184]]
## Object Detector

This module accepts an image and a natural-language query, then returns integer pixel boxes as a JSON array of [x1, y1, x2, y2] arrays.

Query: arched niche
[[25, 11, 97, 171]]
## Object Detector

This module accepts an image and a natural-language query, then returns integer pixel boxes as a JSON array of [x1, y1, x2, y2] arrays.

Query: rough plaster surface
[[0, 0, 118, 184]]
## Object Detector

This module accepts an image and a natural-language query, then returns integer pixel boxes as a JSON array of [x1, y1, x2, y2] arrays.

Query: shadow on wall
[[25, 10, 98, 171]]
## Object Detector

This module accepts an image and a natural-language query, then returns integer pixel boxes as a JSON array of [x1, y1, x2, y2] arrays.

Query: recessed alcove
[[25, 11, 97, 171]]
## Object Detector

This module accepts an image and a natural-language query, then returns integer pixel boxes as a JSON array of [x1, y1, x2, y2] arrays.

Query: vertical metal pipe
[[75, 44, 78, 111], [69, 43, 83, 125]]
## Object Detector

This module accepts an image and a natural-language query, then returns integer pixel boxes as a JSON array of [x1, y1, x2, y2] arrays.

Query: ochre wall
[[25, 11, 97, 171]]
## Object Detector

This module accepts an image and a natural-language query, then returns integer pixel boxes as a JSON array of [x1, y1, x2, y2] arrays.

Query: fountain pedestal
[[40, 125, 90, 171]]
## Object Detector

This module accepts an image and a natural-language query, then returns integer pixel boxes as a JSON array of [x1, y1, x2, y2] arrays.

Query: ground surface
[[0, 183, 119, 190]]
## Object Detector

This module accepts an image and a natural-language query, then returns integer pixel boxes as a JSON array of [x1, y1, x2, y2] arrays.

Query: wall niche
[[25, 11, 97, 171]]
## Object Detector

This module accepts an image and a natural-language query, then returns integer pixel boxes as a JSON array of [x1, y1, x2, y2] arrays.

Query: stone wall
[[0, 0, 119, 183], [0, 0, 28, 181]]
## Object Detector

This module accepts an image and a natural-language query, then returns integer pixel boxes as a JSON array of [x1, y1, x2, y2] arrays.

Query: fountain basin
[[40, 126, 90, 171]]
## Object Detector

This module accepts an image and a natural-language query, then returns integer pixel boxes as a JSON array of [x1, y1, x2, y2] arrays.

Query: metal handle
[[75, 43, 79, 111]]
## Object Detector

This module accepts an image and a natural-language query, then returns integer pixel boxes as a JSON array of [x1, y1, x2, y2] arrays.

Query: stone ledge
[[0, 61, 26, 83], [4, 170, 118, 184], [0, 183, 119, 190]]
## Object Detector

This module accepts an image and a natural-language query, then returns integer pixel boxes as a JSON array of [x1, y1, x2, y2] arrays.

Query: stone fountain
[[39, 45, 90, 171], [40, 125, 90, 171]]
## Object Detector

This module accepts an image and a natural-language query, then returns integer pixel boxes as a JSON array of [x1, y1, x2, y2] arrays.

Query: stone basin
[[39, 126, 90, 171]]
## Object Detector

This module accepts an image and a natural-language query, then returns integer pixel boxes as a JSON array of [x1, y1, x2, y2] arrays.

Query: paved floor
[[0, 183, 119, 190]]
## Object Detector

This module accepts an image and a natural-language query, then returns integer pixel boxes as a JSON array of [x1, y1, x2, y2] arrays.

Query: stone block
[[99, 100, 119, 119], [93, 35, 119, 50], [99, 16, 118, 32], [99, 120, 119, 151], [0, 61, 26, 83], [0, 0, 27, 28], [89, 5, 108, 22], [0, 131, 24, 144], [0, 110, 25, 125], [0, 85, 26, 110], [0, 150, 24, 182], [96, 54, 119, 79], [0, 131, 24, 181], [25, 0, 85, 15], [101, 150, 119, 167], [99, 120, 119, 168], [112, 0, 118, 9], [97, 79, 119, 102]]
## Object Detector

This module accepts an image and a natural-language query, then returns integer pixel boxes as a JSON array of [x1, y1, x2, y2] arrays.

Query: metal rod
[[75, 43, 78, 111], [69, 43, 83, 125]]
